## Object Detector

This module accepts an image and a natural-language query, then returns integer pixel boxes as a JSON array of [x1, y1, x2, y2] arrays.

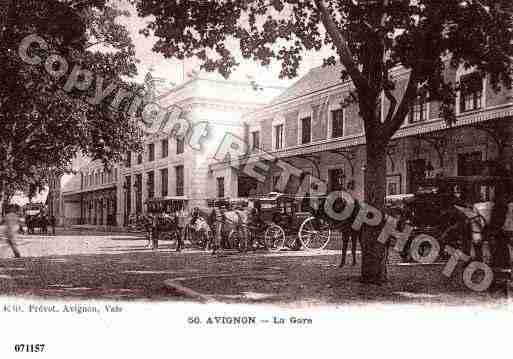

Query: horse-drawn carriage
[[253, 192, 312, 250], [296, 193, 363, 251], [386, 175, 513, 262], [145, 197, 200, 249], [204, 194, 305, 252], [23, 202, 48, 234], [215, 192, 350, 253]]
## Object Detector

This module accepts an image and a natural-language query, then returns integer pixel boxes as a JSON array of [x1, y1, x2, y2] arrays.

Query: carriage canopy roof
[[146, 197, 189, 213], [419, 176, 513, 187]]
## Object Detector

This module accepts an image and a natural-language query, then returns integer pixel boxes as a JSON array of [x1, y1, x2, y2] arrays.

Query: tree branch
[[383, 87, 397, 123], [383, 70, 419, 140], [313, 0, 371, 94], [85, 40, 105, 49]]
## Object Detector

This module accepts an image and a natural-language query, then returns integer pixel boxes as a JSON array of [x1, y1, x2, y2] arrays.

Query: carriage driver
[[211, 200, 226, 254], [190, 207, 201, 227], [249, 199, 265, 232]]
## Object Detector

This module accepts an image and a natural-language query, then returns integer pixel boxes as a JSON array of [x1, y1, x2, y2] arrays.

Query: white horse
[[209, 208, 251, 253], [185, 216, 213, 250]]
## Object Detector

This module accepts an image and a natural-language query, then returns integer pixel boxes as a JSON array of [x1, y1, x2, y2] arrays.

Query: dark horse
[[307, 193, 363, 267]]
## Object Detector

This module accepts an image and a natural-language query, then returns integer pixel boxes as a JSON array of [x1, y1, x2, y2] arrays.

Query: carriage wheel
[[228, 230, 247, 253], [196, 231, 210, 250], [264, 224, 286, 251], [188, 227, 202, 248], [299, 216, 331, 250], [159, 231, 178, 250]]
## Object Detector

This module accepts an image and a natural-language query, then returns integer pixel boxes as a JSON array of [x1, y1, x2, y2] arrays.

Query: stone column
[[155, 168, 162, 199], [169, 166, 176, 197], [228, 168, 238, 198], [103, 197, 108, 227], [131, 175, 136, 214], [141, 172, 148, 214], [116, 181, 123, 228]]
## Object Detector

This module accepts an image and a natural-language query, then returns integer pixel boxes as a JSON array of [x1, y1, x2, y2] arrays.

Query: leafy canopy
[[0, 0, 144, 195]]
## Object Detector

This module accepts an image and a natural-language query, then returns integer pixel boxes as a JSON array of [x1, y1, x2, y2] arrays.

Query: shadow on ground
[[0, 247, 502, 306]]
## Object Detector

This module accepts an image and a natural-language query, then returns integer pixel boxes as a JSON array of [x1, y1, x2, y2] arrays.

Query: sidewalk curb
[[163, 279, 216, 303]]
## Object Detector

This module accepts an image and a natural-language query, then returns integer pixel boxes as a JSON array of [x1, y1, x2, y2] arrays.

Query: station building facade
[[211, 62, 513, 202], [58, 76, 282, 227], [57, 62, 513, 228]]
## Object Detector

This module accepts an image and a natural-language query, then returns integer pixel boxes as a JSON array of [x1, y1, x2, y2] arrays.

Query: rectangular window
[[161, 139, 168, 158], [135, 174, 142, 214], [176, 137, 184, 154], [175, 165, 184, 196], [331, 109, 344, 138], [251, 131, 260, 150], [148, 143, 155, 162], [409, 95, 428, 123], [125, 151, 131, 168], [460, 72, 483, 112], [274, 124, 284, 150], [160, 168, 168, 197], [301, 117, 311, 144], [137, 153, 143, 165], [147, 171, 155, 199], [217, 177, 225, 198]]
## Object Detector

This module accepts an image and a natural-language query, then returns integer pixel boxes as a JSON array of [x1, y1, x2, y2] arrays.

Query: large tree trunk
[[360, 142, 388, 284], [487, 161, 512, 296], [0, 180, 5, 217]]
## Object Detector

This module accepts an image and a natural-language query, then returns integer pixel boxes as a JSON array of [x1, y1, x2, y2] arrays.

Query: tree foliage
[[0, 0, 144, 197]]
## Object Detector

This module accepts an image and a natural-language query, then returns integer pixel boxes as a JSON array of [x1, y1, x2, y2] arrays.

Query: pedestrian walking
[[0, 206, 21, 258]]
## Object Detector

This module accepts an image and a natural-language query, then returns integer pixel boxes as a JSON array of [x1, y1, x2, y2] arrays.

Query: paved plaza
[[0, 230, 505, 306]]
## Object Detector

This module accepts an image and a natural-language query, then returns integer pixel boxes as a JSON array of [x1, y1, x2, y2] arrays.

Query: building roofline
[[244, 63, 411, 119], [156, 76, 286, 102]]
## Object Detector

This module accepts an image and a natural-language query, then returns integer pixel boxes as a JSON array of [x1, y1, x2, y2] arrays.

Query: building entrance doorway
[[407, 159, 426, 193], [458, 151, 482, 176], [238, 175, 259, 197], [328, 168, 345, 192]]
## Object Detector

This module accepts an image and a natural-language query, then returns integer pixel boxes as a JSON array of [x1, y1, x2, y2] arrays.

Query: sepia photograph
[[1, 0, 513, 357]]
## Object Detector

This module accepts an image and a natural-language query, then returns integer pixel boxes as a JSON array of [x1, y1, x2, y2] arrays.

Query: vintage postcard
[[1, 0, 513, 357]]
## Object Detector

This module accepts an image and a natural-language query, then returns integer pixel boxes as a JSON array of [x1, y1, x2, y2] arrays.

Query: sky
[[115, 0, 334, 88]]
